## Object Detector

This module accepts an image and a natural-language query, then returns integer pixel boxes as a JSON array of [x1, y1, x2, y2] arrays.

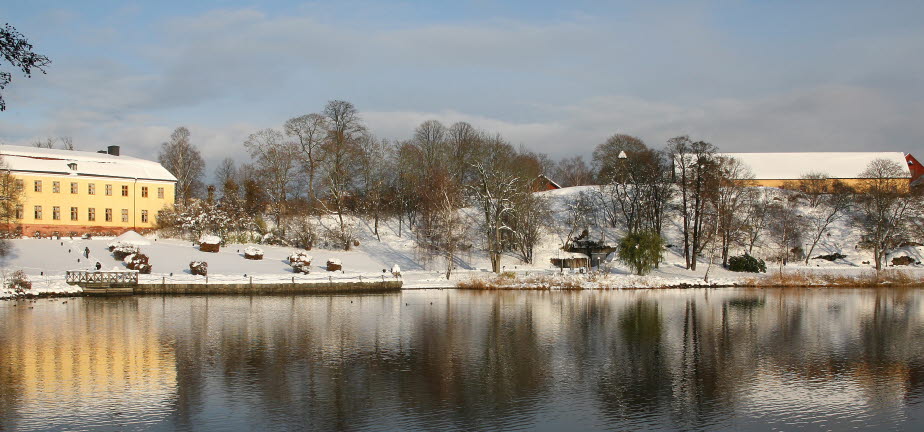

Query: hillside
[[2, 185, 923, 297]]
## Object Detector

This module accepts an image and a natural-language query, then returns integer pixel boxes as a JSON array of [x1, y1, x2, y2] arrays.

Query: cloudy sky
[[3, 0, 923, 176]]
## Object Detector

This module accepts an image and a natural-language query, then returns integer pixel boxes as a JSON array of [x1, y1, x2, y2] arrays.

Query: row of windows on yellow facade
[[15, 206, 154, 223], [16, 179, 166, 199]]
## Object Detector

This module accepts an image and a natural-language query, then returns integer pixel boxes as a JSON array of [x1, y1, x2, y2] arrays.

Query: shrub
[[617, 231, 664, 276], [190, 261, 208, 276], [5, 270, 32, 294], [125, 253, 152, 274], [112, 244, 139, 260], [289, 251, 312, 274], [728, 254, 766, 273]]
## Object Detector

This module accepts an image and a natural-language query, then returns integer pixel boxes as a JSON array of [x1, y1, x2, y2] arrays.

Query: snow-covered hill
[[2, 185, 922, 297]]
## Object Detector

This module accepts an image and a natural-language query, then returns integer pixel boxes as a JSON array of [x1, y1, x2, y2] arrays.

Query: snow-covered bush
[[126, 253, 152, 274], [112, 244, 139, 260], [244, 247, 264, 260], [288, 251, 312, 273], [190, 261, 208, 276], [728, 254, 767, 273], [4, 270, 31, 294], [157, 199, 258, 242]]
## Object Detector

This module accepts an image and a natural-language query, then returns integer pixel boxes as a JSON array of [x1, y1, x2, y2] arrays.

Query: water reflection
[[1, 289, 924, 431]]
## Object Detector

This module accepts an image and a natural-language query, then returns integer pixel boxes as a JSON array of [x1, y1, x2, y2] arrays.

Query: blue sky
[[3, 1, 923, 173]]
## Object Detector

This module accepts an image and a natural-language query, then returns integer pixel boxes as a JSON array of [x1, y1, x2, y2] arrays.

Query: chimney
[[107, 145, 120, 156]]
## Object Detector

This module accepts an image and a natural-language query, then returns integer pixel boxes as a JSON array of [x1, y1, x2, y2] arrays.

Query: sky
[[2, 0, 923, 177]]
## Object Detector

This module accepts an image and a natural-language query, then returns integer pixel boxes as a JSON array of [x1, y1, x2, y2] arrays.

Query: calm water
[[2, 289, 924, 431]]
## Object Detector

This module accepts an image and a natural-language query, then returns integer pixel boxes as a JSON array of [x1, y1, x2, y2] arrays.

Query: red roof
[[907, 154, 924, 182]]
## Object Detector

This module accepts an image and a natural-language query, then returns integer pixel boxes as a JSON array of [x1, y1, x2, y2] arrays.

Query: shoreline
[[5, 282, 923, 301]]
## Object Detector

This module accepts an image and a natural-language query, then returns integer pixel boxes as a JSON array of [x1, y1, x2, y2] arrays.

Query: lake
[[2, 288, 924, 431]]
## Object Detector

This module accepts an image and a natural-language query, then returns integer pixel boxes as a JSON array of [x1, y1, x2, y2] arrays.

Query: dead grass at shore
[[457, 274, 584, 290], [741, 270, 924, 288]]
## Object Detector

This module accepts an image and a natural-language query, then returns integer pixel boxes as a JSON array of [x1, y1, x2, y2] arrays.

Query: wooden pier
[[66, 270, 139, 295]]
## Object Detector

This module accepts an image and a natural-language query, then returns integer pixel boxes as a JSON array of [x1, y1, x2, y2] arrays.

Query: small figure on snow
[[84, 247, 90, 258], [95, 261, 102, 270]]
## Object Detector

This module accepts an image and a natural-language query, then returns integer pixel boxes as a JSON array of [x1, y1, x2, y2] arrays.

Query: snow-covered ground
[[2, 186, 922, 298]]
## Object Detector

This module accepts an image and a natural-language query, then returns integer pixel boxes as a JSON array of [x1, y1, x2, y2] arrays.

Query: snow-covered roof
[[0, 144, 177, 182], [719, 152, 910, 180]]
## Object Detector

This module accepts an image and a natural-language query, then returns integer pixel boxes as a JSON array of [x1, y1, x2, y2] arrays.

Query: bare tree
[[59, 136, 75, 150], [767, 200, 805, 276], [214, 158, 237, 191], [742, 189, 770, 255], [711, 156, 754, 267], [32, 137, 54, 148], [414, 120, 447, 172], [446, 121, 482, 185], [509, 193, 551, 264], [158, 127, 205, 204], [853, 159, 916, 271], [243, 128, 298, 225], [321, 100, 366, 250], [285, 113, 328, 206], [667, 136, 719, 270], [554, 156, 595, 187], [799, 176, 852, 264], [357, 134, 393, 240], [468, 136, 530, 273], [0, 155, 23, 249], [415, 171, 467, 279]]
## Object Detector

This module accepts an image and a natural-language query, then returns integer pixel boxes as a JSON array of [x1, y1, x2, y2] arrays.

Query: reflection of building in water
[[0, 299, 177, 429]]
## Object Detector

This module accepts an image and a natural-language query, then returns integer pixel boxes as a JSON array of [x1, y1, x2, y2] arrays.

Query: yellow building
[[0, 144, 176, 236]]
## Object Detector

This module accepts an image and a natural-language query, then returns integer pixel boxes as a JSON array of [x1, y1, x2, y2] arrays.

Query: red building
[[906, 154, 924, 184]]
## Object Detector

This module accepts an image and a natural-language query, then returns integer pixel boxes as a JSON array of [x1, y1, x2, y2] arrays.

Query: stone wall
[[134, 280, 402, 295]]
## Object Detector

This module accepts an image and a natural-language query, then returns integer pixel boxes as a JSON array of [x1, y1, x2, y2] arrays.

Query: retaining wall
[[134, 280, 402, 295]]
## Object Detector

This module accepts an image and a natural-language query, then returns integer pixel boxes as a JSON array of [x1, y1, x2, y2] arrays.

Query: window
[[71, 182, 78, 194], [122, 185, 129, 196], [88, 208, 96, 222], [141, 186, 148, 198], [53, 181, 60, 193], [88, 183, 96, 195], [34, 180, 42, 192], [105, 208, 112, 222], [121, 209, 129, 222], [53, 206, 61, 220], [15, 205, 23, 219], [34, 206, 42, 220], [70, 207, 78, 221], [105, 184, 113, 196], [157, 187, 164, 199], [157, 210, 164, 223], [141, 210, 149, 223], [14, 179, 23, 191]]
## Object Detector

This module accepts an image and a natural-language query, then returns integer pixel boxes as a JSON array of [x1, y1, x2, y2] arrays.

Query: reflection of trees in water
[[596, 300, 670, 420], [164, 293, 550, 430]]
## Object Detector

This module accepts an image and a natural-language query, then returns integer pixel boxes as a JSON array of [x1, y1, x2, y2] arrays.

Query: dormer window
[[67, 162, 77, 171]]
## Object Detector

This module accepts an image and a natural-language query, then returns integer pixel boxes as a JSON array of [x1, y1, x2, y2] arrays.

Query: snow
[[0, 144, 177, 182], [244, 246, 264, 255], [108, 231, 151, 247], [719, 152, 910, 180], [198, 234, 221, 245], [1, 185, 922, 294], [327, 258, 342, 265]]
